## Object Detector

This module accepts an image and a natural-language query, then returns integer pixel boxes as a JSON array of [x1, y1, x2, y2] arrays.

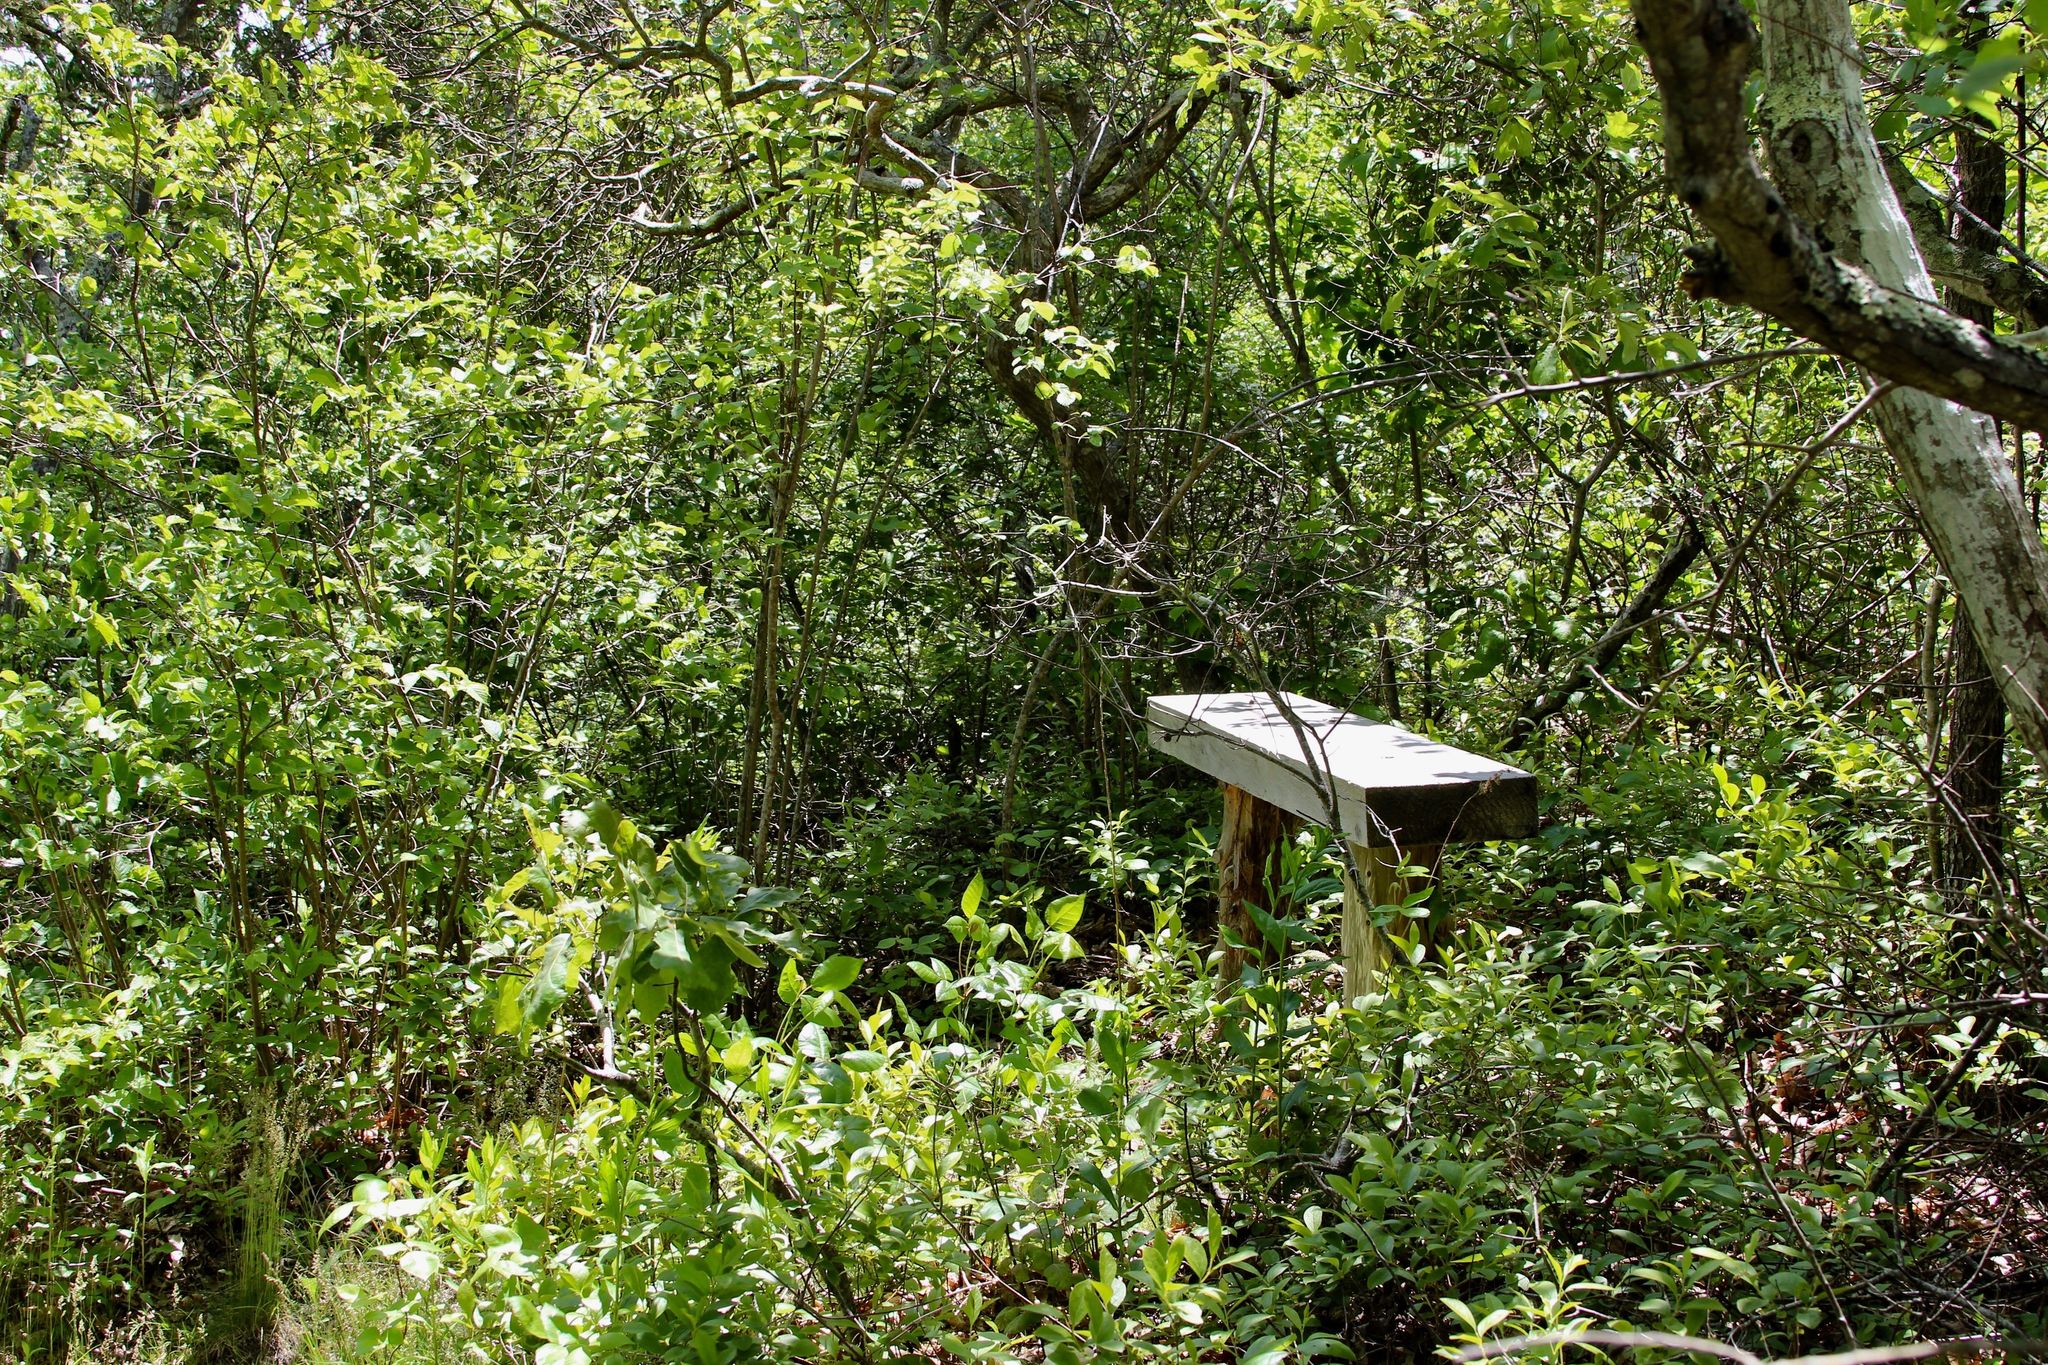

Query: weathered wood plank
[[1148, 692, 1537, 849]]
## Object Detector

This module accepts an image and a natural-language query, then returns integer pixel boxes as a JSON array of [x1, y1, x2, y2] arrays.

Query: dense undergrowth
[[6, 0, 2048, 1358], [6, 678, 2045, 1361]]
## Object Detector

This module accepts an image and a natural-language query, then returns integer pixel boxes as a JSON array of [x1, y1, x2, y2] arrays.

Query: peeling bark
[[1632, 0, 2048, 762]]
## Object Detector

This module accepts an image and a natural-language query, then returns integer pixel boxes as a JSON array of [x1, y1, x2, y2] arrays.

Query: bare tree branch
[[1631, 0, 2048, 763], [1631, 0, 2048, 433]]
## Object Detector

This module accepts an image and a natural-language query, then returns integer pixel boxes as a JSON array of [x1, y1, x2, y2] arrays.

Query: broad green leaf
[[1045, 894, 1084, 934], [778, 957, 805, 1004], [396, 1245, 442, 1281], [516, 933, 577, 1035], [811, 954, 861, 993]]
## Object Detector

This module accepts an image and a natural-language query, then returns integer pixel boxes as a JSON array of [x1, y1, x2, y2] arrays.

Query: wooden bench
[[1147, 692, 1538, 1000]]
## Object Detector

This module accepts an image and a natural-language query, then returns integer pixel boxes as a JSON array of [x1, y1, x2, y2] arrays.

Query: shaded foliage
[[0, 0, 2044, 1359]]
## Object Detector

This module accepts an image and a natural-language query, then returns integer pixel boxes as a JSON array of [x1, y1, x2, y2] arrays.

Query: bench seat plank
[[1147, 692, 1537, 848]]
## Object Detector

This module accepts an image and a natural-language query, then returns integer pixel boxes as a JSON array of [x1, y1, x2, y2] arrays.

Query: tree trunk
[[1631, 0, 2048, 765], [1937, 93, 2009, 899], [1751, 0, 2048, 778], [1941, 612, 2008, 894]]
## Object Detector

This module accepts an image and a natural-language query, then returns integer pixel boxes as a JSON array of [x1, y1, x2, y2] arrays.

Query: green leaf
[[1953, 43, 2026, 120], [1679, 850, 1733, 878], [1494, 115, 1534, 163], [1245, 899, 1317, 945], [587, 799, 634, 854], [649, 927, 692, 972], [491, 973, 524, 1036], [1241, 1336, 1290, 1365], [962, 871, 986, 918], [396, 1245, 442, 1281], [1077, 1084, 1119, 1117], [516, 933, 577, 1035], [675, 939, 737, 1012], [811, 954, 862, 993], [1045, 894, 1084, 935]]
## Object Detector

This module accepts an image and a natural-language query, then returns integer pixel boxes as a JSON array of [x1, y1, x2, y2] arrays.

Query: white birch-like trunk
[[1755, 0, 2048, 762]]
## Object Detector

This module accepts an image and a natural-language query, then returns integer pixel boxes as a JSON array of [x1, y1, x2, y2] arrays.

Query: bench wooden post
[[1216, 783, 1299, 982], [1340, 842, 1439, 998], [1147, 692, 1537, 1002]]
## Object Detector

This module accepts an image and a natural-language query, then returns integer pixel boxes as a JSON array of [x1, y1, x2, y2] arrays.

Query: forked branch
[[1630, 0, 2048, 431]]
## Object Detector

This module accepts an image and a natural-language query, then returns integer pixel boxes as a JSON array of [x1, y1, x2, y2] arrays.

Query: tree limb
[[1631, 0, 2048, 433], [1633, 0, 2048, 763], [1885, 150, 2048, 330], [1507, 522, 1706, 749]]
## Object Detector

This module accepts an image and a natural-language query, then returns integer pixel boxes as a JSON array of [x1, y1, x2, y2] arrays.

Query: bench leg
[[1340, 842, 1442, 1003], [1215, 783, 1297, 983]]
